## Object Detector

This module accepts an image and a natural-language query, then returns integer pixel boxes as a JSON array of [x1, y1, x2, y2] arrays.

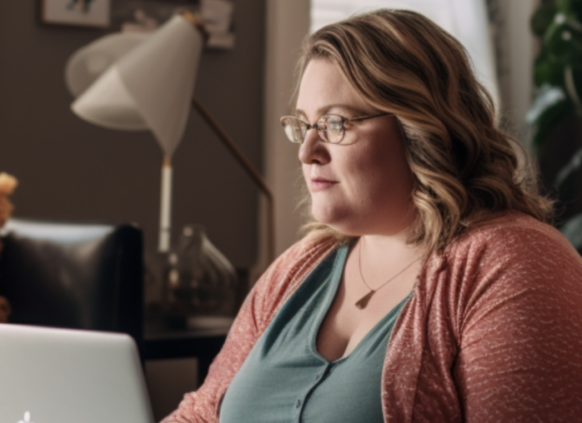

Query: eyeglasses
[[279, 112, 390, 145]]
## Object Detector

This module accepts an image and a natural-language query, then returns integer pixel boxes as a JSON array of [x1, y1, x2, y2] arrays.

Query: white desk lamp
[[65, 11, 274, 262]]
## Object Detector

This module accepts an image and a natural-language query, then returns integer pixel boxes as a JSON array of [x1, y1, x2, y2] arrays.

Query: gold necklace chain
[[355, 238, 422, 310]]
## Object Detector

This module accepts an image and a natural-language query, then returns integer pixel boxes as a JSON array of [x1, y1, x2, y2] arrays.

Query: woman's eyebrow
[[295, 104, 368, 118]]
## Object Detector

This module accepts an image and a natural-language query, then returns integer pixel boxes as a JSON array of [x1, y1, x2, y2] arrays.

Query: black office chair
[[0, 218, 144, 356]]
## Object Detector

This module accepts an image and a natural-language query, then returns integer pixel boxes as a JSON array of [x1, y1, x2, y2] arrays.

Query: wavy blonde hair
[[296, 9, 554, 253]]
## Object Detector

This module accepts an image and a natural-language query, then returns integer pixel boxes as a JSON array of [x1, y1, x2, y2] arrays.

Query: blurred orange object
[[0, 296, 11, 323], [0, 172, 17, 323], [0, 172, 18, 243], [0, 172, 18, 229]]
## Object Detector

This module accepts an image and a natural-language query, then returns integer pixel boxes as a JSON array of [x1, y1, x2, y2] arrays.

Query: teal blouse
[[219, 245, 410, 423]]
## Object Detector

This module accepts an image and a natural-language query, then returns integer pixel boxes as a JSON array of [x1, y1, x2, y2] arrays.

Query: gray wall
[[0, 0, 266, 269]]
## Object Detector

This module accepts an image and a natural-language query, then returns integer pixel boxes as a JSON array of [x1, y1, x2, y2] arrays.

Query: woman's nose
[[298, 128, 330, 165]]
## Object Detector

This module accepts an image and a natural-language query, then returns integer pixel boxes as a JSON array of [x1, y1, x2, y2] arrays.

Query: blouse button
[[296, 399, 302, 408]]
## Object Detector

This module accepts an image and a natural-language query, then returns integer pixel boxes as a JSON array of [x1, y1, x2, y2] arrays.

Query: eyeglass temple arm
[[192, 97, 276, 265]]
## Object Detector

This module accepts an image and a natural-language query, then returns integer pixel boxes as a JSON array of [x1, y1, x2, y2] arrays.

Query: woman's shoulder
[[452, 210, 568, 249], [443, 210, 582, 277], [423, 211, 582, 343]]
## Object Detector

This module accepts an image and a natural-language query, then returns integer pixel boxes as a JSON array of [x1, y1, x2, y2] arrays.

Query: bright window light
[[310, 0, 500, 108]]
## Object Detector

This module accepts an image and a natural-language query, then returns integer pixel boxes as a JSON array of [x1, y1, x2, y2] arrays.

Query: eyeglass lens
[[281, 116, 345, 144]]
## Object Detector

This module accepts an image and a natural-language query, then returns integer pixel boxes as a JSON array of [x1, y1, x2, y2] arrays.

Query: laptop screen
[[0, 324, 154, 423]]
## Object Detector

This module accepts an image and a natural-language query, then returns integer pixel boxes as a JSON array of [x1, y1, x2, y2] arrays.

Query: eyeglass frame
[[279, 112, 392, 145]]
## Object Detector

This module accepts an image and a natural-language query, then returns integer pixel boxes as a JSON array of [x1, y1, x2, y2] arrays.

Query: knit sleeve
[[453, 225, 582, 422]]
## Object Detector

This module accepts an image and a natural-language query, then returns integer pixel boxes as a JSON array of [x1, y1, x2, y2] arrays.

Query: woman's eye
[[327, 120, 343, 132]]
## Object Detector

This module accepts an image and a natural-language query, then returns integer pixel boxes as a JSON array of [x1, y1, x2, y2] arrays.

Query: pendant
[[355, 290, 375, 310]]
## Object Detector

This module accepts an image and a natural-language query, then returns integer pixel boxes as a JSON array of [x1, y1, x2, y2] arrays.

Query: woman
[[162, 9, 582, 423]]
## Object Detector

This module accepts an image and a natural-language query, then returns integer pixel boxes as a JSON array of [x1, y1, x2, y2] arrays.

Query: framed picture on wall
[[41, 0, 111, 28]]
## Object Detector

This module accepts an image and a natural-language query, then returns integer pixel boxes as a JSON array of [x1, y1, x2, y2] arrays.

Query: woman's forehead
[[296, 59, 371, 117]]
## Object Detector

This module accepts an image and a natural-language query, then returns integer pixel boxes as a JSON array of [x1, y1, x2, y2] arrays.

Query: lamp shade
[[65, 32, 150, 99], [69, 14, 205, 157]]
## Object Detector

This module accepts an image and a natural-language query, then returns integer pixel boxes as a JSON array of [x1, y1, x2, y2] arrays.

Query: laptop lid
[[0, 324, 155, 423]]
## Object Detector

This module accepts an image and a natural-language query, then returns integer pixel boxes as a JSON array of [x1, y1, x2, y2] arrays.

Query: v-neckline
[[309, 245, 412, 364]]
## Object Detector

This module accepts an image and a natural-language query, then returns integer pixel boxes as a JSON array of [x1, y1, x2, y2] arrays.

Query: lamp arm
[[192, 97, 275, 264]]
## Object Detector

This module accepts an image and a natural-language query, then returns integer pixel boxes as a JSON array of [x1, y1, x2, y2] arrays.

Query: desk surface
[[143, 316, 233, 371], [144, 316, 233, 341]]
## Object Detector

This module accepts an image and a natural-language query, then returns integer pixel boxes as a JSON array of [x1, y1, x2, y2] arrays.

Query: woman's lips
[[310, 178, 338, 192]]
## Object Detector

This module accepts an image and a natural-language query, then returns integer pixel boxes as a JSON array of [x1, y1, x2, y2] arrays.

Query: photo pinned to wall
[[41, 0, 111, 28], [201, 0, 235, 49], [112, 0, 235, 49]]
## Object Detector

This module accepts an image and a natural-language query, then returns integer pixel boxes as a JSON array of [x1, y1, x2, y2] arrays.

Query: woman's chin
[[311, 205, 343, 225], [311, 207, 358, 235]]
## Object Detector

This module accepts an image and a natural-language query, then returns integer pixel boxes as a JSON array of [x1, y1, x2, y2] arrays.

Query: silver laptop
[[0, 324, 155, 423]]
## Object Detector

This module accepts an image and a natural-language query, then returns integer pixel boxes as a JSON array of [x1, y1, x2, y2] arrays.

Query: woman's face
[[296, 59, 416, 236]]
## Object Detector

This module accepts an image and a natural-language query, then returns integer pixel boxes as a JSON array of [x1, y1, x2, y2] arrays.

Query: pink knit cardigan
[[162, 212, 582, 422]]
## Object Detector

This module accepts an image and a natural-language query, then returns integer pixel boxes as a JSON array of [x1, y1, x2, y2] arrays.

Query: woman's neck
[[355, 230, 426, 280]]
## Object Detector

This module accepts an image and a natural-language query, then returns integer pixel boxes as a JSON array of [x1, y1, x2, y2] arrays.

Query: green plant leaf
[[559, 0, 582, 16], [527, 84, 568, 122], [558, 0, 575, 13], [527, 85, 572, 148], [545, 22, 582, 64], [555, 147, 582, 187], [531, 100, 571, 149], [532, 2, 559, 37], [564, 65, 582, 115], [534, 50, 566, 86], [559, 212, 582, 251]]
